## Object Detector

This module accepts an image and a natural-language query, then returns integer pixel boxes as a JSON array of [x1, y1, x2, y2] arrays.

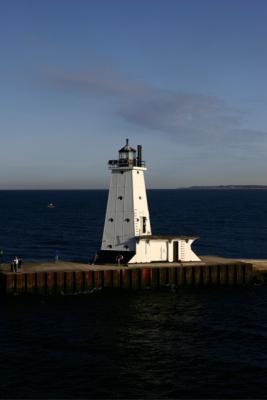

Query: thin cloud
[[46, 68, 153, 98], [45, 67, 267, 147]]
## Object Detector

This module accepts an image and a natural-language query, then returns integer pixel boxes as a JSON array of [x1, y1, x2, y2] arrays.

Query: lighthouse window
[[125, 218, 130, 222], [139, 196, 142, 200], [108, 245, 112, 248], [109, 218, 114, 222], [137, 171, 139, 174], [142, 217, 147, 233], [136, 218, 139, 222], [118, 196, 123, 200]]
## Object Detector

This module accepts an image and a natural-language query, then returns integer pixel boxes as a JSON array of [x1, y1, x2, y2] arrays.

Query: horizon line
[[1, 185, 267, 191]]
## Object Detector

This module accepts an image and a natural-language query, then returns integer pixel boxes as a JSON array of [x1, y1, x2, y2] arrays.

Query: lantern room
[[108, 139, 144, 168], [118, 139, 136, 166]]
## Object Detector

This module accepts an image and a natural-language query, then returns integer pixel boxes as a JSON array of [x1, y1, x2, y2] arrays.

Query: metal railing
[[108, 159, 145, 167]]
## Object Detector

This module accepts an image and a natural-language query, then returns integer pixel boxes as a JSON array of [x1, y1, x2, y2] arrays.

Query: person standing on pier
[[55, 249, 60, 263], [116, 254, 124, 266], [18, 256, 23, 270], [13, 256, 19, 273], [91, 252, 99, 265]]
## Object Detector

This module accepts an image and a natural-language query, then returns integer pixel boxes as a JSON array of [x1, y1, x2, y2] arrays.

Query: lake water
[[0, 190, 267, 398], [1, 189, 267, 261]]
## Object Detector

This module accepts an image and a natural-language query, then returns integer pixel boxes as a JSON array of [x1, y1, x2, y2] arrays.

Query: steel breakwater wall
[[0, 263, 253, 295]]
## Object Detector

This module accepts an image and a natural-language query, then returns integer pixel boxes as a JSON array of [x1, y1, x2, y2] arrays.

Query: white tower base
[[129, 236, 201, 263]]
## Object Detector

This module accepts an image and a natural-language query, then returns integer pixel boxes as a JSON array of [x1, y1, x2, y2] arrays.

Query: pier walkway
[[0, 255, 266, 274], [0, 255, 264, 295]]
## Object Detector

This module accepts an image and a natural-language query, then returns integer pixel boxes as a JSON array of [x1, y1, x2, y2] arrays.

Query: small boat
[[47, 203, 56, 208]]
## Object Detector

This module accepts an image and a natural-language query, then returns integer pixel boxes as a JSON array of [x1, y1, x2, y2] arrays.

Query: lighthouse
[[98, 140, 200, 264]]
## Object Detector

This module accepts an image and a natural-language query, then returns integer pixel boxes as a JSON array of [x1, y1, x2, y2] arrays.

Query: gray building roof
[[137, 235, 199, 242]]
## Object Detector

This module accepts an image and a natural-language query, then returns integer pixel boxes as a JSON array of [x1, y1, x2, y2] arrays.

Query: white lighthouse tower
[[99, 140, 200, 264]]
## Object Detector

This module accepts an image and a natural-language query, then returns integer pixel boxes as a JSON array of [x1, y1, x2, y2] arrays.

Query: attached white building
[[99, 140, 200, 264]]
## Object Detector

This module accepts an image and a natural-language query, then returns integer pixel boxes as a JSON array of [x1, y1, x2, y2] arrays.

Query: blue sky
[[0, 0, 266, 189]]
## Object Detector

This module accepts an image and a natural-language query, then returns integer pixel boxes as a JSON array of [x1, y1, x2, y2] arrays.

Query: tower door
[[173, 241, 179, 262], [142, 217, 147, 234]]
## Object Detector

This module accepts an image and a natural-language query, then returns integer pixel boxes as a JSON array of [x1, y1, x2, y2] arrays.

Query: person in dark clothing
[[91, 252, 99, 265], [18, 256, 23, 270], [116, 254, 124, 266], [55, 249, 59, 263], [0, 249, 3, 264]]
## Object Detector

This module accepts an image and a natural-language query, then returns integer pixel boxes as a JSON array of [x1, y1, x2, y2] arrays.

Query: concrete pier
[[0, 256, 260, 295]]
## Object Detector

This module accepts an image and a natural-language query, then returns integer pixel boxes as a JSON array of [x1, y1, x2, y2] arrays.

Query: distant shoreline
[[176, 185, 267, 190]]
